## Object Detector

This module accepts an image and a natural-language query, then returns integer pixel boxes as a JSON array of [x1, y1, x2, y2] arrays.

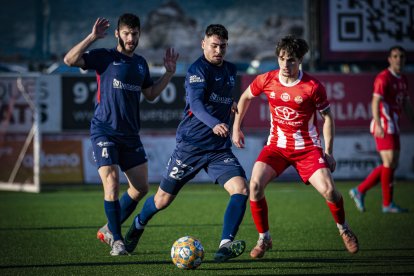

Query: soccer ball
[[171, 236, 205, 269]]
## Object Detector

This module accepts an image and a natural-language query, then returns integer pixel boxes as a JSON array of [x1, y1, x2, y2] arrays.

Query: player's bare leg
[[310, 168, 359, 254]]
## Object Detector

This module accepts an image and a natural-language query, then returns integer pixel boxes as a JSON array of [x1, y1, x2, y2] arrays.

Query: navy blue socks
[[104, 200, 122, 241], [221, 194, 248, 241]]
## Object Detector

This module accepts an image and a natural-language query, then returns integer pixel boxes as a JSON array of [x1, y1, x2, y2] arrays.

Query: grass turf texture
[[0, 181, 413, 275]]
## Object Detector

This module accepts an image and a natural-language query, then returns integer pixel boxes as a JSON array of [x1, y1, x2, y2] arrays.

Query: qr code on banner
[[329, 0, 414, 51]]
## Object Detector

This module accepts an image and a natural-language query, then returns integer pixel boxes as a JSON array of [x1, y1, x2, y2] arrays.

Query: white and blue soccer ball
[[171, 236, 205, 269]]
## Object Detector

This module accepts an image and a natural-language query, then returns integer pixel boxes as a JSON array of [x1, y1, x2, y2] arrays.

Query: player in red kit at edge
[[349, 46, 414, 213], [232, 35, 359, 258]]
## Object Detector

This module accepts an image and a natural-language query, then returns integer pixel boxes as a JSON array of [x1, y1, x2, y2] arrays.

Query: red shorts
[[374, 133, 400, 151], [256, 145, 329, 183]]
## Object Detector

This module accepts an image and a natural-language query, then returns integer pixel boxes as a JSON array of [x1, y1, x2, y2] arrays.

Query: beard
[[119, 37, 138, 53]]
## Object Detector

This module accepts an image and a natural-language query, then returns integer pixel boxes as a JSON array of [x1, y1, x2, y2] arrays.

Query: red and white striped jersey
[[249, 69, 330, 151], [370, 68, 409, 135]]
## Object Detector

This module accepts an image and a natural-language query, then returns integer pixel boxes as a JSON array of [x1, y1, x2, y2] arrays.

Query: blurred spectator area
[[0, 0, 303, 74]]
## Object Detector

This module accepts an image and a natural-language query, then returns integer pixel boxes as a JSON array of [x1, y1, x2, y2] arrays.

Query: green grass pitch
[[1, 181, 413, 275]]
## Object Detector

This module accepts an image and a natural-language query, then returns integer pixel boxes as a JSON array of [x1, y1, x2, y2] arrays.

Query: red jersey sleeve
[[249, 72, 269, 97], [312, 80, 330, 112], [373, 71, 387, 98]]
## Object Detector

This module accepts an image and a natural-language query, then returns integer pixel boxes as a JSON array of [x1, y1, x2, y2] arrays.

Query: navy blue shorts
[[91, 135, 147, 171], [160, 143, 246, 195]]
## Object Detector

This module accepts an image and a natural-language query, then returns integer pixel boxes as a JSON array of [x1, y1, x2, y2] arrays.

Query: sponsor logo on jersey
[[294, 96, 303, 104], [209, 92, 233, 104], [189, 75, 204, 83], [274, 106, 299, 121], [281, 92, 290, 102], [113, 78, 141, 92]]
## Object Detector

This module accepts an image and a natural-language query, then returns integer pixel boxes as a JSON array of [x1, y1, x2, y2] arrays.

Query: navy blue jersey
[[176, 56, 237, 150], [82, 48, 154, 139]]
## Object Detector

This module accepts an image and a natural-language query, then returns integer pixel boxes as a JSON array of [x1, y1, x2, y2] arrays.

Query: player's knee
[[154, 191, 175, 210], [235, 183, 249, 196], [128, 184, 149, 201], [139, 184, 149, 197], [249, 181, 264, 198], [321, 186, 336, 202]]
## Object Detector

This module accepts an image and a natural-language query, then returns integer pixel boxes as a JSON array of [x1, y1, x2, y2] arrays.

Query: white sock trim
[[259, 231, 271, 240], [337, 222, 349, 233], [219, 239, 231, 247]]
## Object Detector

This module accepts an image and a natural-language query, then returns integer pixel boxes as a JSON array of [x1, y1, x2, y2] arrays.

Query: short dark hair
[[205, 24, 228, 40], [118, 13, 140, 31], [388, 45, 406, 57], [275, 35, 309, 59]]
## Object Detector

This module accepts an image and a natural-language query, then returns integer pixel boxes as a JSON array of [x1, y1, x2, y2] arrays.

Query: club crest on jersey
[[281, 92, 290, 102], [228, 75, 235, 86], [396, 93, 404, 105], [294, 96, 303, 104], [137, 64, 144, 74], [318, 157, 325, 164]]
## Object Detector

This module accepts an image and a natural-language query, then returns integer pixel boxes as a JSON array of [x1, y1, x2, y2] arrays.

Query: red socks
[[326, 197, 345, 225], [357, 164, 394, 206], [381, 167, 394, 206], [358, 165, 383, 193], [250, 197, 269, 233]]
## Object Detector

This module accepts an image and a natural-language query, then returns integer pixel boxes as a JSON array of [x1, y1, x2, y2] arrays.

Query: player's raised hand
[[164, 47, 179, 73], [92, 17, 110, 40]]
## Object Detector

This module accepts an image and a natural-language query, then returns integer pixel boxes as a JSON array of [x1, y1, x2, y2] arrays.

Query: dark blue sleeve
[[186, 65, 221, 129], [82, 48, 110, 73], [141, 58, 154, 89]]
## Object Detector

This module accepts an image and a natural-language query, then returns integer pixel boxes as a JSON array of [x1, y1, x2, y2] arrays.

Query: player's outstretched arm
[[320, 108, 336, 172], [64, 17, 110, 67], [142, 48, 179, 101], [232, 87, 254, 148]]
